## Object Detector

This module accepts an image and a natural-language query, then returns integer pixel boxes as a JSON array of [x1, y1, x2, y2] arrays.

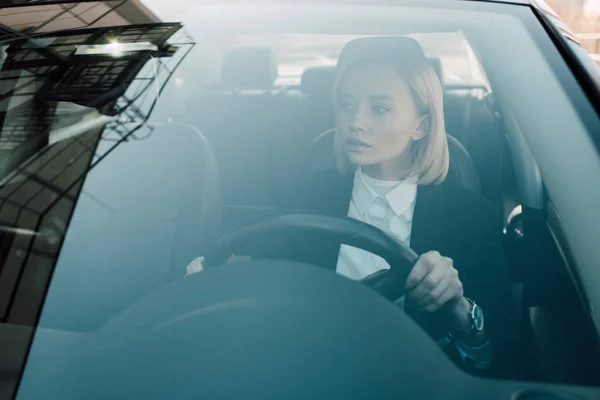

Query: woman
[[188, 36, 518, 377], [276, 36, 517, 376]]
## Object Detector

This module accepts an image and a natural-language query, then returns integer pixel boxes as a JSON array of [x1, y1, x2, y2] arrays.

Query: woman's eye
[[372, 106, 390, 116]]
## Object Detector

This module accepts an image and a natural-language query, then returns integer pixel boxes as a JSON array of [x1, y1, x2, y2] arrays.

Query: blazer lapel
[[318, 170, 354, 270], [309, 169, 354, 216], [285, 169, 354, 271], [410, 184, 449, 256]]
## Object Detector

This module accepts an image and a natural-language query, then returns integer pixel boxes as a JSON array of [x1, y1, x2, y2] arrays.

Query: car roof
[[191, 0, 575, 43], [188, 0, 531, 6], [470, 0, 530, 4]]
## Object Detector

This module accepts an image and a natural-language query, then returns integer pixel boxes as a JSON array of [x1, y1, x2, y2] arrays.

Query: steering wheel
[[204, 211, 419, 300]]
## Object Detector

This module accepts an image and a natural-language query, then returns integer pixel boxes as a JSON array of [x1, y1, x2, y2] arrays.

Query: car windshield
[[2, 0, 600, 398]]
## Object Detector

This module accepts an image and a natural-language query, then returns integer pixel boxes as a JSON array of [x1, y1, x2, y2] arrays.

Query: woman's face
[[336, 62, 425, 169]]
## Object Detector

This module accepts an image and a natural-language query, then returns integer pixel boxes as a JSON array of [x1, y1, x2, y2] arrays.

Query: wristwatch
[[450, 297, 484, 334]]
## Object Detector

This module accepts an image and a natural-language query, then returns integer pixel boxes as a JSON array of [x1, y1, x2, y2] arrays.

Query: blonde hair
[[332, 37, 449, 185]]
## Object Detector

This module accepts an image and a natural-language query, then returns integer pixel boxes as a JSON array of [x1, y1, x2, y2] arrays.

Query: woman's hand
[[405, 251, 470, 326], [185, 254, 237, 277], [185, 256, 206, 277]]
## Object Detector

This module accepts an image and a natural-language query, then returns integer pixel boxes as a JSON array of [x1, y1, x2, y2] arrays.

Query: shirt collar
[[352, 167, 418, 217]]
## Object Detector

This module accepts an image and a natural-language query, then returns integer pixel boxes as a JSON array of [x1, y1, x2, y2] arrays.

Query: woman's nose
[[349, 105, 368, 132]]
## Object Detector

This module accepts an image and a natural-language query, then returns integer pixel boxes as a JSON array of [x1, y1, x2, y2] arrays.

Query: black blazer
[[278, 169, 518, 377]]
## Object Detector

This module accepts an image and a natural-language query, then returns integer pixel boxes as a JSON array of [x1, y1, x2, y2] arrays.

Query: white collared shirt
[[336, 167, 418, 280]]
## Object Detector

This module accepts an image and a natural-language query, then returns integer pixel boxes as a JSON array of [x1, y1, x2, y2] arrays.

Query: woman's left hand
[[405, 251, 465, 314]]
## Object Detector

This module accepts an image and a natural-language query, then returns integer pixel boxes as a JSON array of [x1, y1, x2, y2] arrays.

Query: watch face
[[473, 305, 484, 331]]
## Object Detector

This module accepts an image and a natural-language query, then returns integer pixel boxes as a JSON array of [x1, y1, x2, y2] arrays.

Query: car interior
[[0, 3, 596, 395]]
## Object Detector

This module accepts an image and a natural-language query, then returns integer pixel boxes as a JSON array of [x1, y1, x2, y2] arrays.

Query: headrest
[[334, 36, 429, 92], [221, 47, 278, 89], [427, 57, 443, 81], [301, 66, 335, 96]]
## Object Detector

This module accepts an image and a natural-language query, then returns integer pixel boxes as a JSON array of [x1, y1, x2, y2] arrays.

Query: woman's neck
[[362, 153, 413, 181]]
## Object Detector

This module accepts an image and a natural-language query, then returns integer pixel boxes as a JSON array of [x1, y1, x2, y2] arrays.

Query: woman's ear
[[411, 114, 430, 140]]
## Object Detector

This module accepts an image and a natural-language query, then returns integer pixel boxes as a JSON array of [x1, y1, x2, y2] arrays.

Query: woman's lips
[[346, 138, 371, 150]]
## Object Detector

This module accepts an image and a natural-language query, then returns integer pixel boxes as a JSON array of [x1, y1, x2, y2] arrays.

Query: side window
[[567, 39, 600, 88]]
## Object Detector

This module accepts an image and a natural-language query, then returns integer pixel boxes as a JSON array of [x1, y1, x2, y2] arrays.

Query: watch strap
[[449, 297, 479, 333]]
